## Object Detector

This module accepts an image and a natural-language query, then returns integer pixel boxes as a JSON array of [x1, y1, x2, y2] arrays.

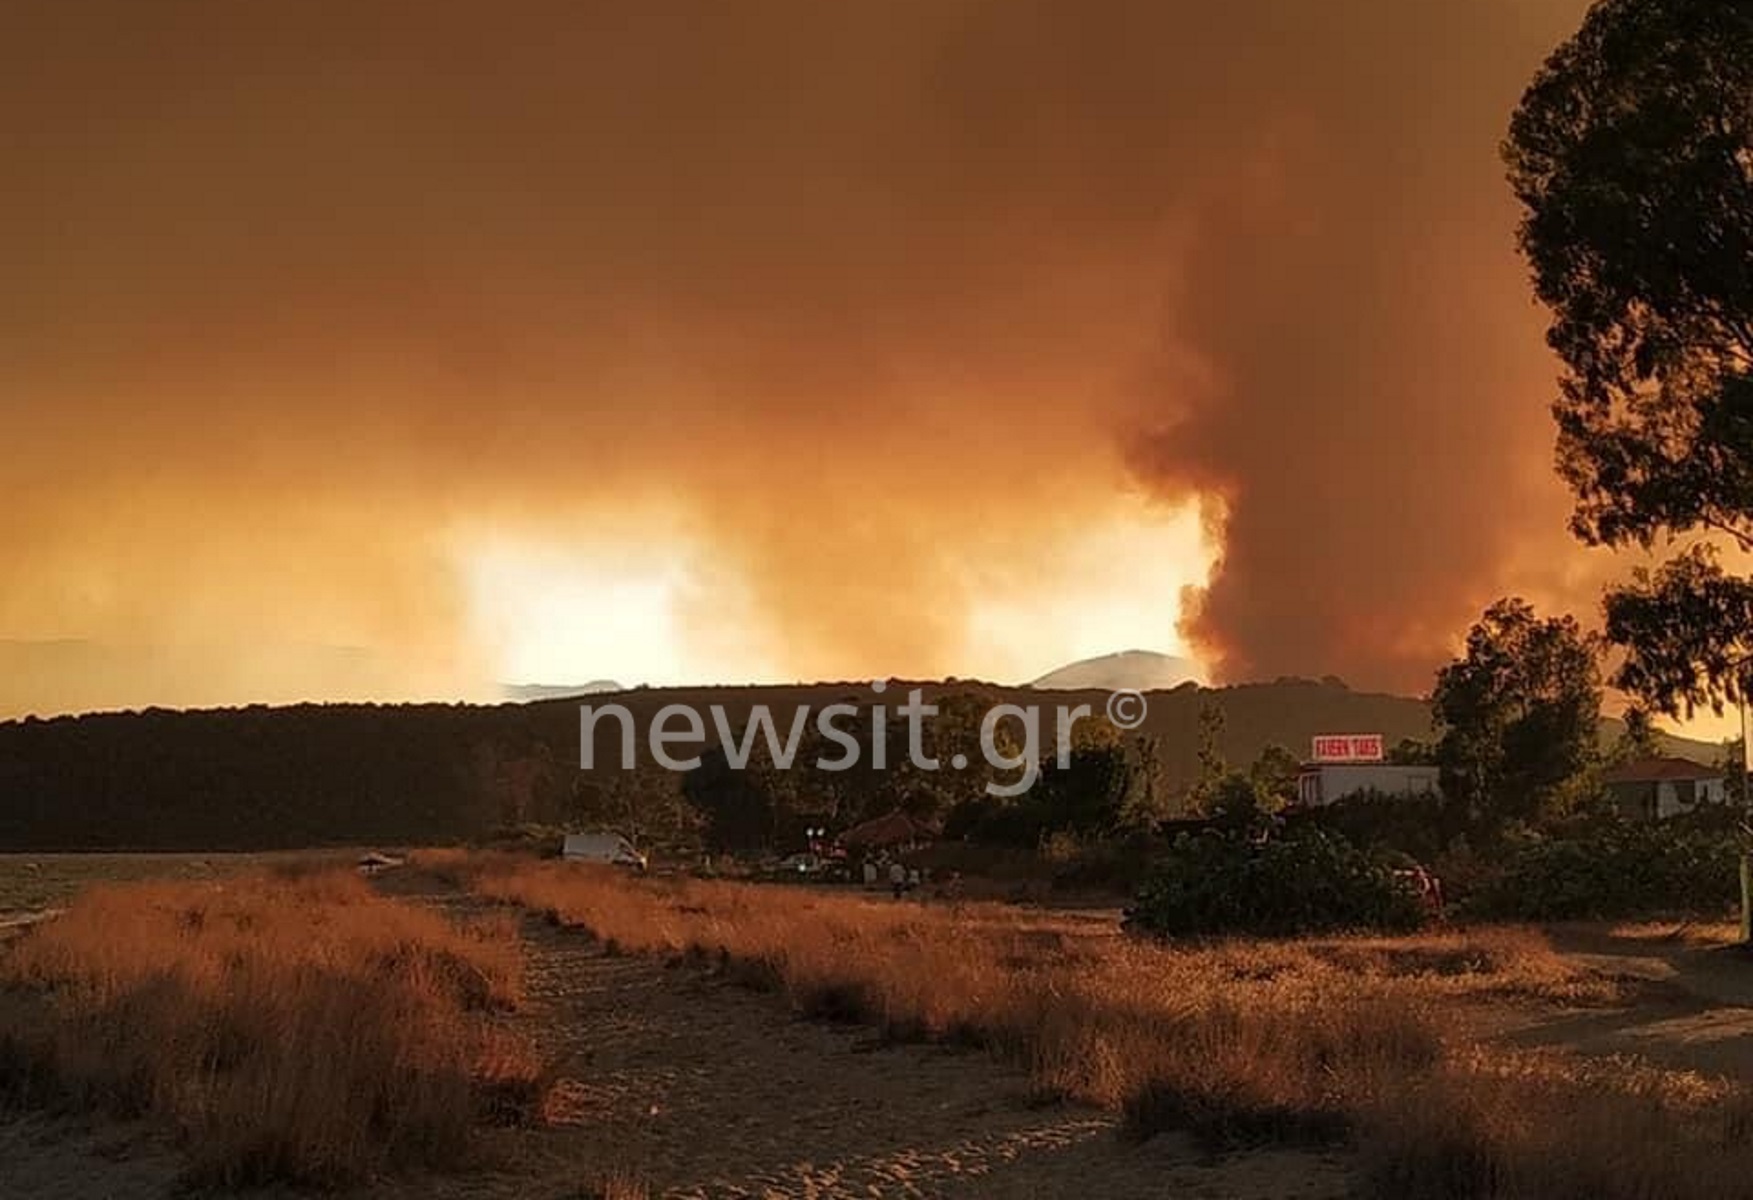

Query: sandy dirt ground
[[402, 905, 1353, 1199], [7, 886, 1753, 1199], [1475, 923, 1753, 1080]]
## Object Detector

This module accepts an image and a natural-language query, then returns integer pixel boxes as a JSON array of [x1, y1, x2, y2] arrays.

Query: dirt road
[[1483, 924, 1753, 1080], [411, 910, 1353, 1199]]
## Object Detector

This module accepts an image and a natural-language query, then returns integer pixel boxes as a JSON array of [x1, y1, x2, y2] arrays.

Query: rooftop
[[1600, 756, 1725, 784]]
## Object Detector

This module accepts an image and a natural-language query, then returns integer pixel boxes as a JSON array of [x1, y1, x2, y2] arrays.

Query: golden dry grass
[[452, 854, 1753, 1200], [0, 850, 362, 915], [1604, 918, 1745, 947], [593, 1173, 652, 1199], [0, 869, 545, 1186]]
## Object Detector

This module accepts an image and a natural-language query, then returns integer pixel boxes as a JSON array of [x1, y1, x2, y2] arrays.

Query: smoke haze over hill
[[0, 1, 1614, 713]]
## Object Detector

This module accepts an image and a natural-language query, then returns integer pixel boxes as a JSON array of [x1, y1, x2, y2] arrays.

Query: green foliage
[[1718, 737, 1749, 804], [1302, 791, 1452, 863], [1433, 598, 1602, 829], [1603, 548, 1753, 718], [1387, 737, 1438, 766], [1464, 820, 1744, 921], [764, 688, 1035, 831], [1506, 0, 1753, 716], [0, 705, 566, 851], [1117, 734, 1172, 829], [1043, 830, 1163, 891], [8, 679, 1720, 853], [1031, 743, 1139, 837], [1195, 701, 1227, 787], [567, 762, 702, 854], [1124, 825, 1427, 938], [682, 745, 780, 854], [1247, 743, 1302, 805], [944, 797, 1042, 848], [1187, 703, 1260, 818], [1202, 772, 1279, 829], [942, 740, 1144, 847], [1608, 707, 1662, 766]]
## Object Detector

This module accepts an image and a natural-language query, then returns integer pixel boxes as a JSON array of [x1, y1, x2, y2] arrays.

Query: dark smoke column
[[1124, 2, 1589, 692]]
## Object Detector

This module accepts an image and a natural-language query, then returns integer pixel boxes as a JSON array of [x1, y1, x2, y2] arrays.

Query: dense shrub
[[1124, 826, 1427, 938], [1298, 791, 1454, 861], [1463, 821, 1743, 920], [940, 794, 1044, 847], [938, 744, 1141, 848], [1046, 830, 1163, 891]]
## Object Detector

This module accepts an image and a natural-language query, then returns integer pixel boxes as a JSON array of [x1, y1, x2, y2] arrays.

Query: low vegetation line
[[0, 866, 546, 1187], [439, 852, 1753, 1200]]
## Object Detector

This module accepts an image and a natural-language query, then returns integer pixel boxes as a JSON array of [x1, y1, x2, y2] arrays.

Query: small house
[[838, 810, 934, 854], [1601, 757, 1727, 821]]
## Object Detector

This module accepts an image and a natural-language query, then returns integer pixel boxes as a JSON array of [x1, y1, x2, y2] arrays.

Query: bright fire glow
[[462, 492, 1213, 689]]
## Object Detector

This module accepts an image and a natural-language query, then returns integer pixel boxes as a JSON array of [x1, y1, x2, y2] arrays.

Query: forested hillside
[[0, 678, 1719, 850]]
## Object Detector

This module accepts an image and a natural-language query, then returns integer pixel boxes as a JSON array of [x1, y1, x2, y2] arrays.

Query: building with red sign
[[1295, 764, 1442, 806]]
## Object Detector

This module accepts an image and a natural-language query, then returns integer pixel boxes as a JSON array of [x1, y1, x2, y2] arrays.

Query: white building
[[1296, 763, 1441, 807], [1601, 757, 1727, 820]]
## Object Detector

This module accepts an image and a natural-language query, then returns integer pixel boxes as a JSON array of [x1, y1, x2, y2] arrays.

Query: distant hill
[[1599, 716, 1726, 766], [1028, 650, 1203, 692], [500, 680, 626, 702], [0, 676, 1729, 851]]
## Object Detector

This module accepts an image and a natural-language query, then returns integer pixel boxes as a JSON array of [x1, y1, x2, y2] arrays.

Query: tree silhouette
[[1433, 599, 1601, 829], [1506, 0, 1753, 717]]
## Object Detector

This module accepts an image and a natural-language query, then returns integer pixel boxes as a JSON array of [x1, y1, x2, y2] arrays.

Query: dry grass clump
[[0, 869, 544, 1186], [460, 856, 1753, 1200], [1364, 1051, 1753, 1199], [1604, 918, 1744, 947], [408, 845, 476, 885], [1297, 925, 1626, 1006], [587, 1172, 652, 1199]]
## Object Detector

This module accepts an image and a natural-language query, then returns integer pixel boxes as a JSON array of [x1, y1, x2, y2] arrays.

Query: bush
[[1046, 830, 1162, 892], [1124, 825, 1427, 938], [940, 795, 1042, 847], [1463, 821, 1743, 920], [1298, 791, 1453, 861]]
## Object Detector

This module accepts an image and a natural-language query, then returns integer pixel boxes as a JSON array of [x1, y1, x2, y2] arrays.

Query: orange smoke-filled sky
[[1, 0, 1639, 718]]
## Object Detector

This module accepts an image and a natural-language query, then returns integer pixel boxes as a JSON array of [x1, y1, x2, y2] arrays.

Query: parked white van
[[560, 832, 648, 870]]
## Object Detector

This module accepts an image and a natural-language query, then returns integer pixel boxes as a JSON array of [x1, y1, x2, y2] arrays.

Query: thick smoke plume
[[0, 1, 1600, 712]]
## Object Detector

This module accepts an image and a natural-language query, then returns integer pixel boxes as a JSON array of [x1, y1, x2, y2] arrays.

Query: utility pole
[[1734, 660, 1752, 800], [1740, 666, 1752, 946], [1742, 851, 1751, 946]]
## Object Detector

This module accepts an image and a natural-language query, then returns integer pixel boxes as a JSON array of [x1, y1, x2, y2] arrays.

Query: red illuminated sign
[[1310, 734, 1385, 763]]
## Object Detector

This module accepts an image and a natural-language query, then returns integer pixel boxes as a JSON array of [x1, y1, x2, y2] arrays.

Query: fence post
[[1743, 853, 1752, 945]]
